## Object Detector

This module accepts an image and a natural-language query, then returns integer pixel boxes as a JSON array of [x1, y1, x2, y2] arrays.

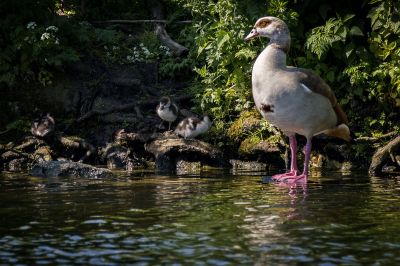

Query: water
[[0, 169, 400, 265]]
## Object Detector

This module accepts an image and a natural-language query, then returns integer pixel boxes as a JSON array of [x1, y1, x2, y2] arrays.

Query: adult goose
[[245, 17, 351, 182]]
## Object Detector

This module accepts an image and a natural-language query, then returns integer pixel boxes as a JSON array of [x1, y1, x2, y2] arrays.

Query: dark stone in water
[[176, 160, 201, 175], [146, 132, 224, 172], [230, 159, 267, 171], [30, 160, 113, 179], [100, 143, 147, 171], [7, 158, 29, 172], [260, 176, 275, 184]]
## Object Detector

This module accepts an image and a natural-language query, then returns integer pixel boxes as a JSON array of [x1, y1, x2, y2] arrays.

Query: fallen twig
[[355, 131, 398, 142]]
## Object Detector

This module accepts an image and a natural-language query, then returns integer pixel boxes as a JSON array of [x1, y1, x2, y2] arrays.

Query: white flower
[[27, 22, 37, 29], [160, 45, 171, 56], [160, 45, 169, 51], [40, 32, 51, 41], [55, 38, 60, 45], [126, 55, 137, 63], [46, 26, 58, 32]]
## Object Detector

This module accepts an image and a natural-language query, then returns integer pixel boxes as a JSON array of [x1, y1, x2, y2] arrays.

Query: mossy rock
[[239, 136, 263, 154], [227, 109, 263, 142], [239, 136, 281, 155]]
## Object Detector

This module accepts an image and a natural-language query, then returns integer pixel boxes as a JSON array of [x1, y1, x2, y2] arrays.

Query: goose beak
[[244, 28, 259, 41]]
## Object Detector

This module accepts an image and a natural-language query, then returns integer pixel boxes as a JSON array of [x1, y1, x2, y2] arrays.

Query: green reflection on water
[[0, 170, 400, 265]]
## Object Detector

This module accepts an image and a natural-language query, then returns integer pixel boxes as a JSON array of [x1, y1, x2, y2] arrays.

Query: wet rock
[[311, 154, 353, 171], [7, 158, 29, 172], [229, 159, 267, 171], [146, 132, 224, 172], [1, 150, 22, 162], [176, 160, 201, 175], [33, 146, 53, 162], [100, 143, 147, 170], [30, 160, 113, 178], [238, 138, 285, 168], [103, 144, 130, 169], [323, 142, 351, 162]]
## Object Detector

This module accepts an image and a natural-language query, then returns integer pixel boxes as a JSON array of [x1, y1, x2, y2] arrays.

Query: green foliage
[[305, 0, 400, 135], [0, 22, 79, 87], [305, 14, 358, 59], [175, 0, 252, 133], [1, 0, 399, 142], [175, 0, 298, 141]]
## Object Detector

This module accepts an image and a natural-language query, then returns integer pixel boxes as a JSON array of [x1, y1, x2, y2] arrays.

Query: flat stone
[[146, 132, 224, 171], [229, 159, 267, 171], [30, 160, 113, 179], [176, 160, 201, 175], [6, 158, 29, 172]]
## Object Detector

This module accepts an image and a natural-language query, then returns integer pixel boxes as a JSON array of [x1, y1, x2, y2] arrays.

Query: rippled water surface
[[1, 169, 400, 265]]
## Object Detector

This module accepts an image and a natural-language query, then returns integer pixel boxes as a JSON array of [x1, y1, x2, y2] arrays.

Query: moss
[[227, 109, 263, 142], [239, 135, 263, 154]]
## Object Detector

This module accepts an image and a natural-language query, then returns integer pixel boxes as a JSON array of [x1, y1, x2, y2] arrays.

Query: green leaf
[[343, 14, 355, 23], [350, 26, 364, 36], [326, 71, 335, 83], [345, 43, 354, 58], [369, 0, 383, 4], [217, 33, 230, 50], [388, 41, 397, 50], [337, 26, 347, 40]]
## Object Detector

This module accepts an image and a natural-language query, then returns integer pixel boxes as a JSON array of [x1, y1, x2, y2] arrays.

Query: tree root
[[369, 135, 400, 176]]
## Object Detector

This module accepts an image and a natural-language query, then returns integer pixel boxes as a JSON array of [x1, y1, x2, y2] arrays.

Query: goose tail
[[322, 124, 352, 142]]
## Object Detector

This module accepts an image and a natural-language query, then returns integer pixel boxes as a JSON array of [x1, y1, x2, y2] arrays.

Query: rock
[[7, 158, 29, 172], [248, 140, 281, 154], [1, 150, 21, 162], [33, 146, 53, 162], [176, 160, 201, 175], [145, 132, 224, 172], [30, 160, 113, 178], [100, 143, 147, 170], [238, 138, 285, 168], [229, 159, 267, 171]]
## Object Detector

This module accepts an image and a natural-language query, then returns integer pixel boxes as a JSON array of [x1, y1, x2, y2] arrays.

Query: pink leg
[[280, 138, 312, 183], [272, 135, 299, 181]]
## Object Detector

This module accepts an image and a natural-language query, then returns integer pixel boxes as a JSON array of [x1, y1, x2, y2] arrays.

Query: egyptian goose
[[175, 116, 212, 139], [31, 113, 55, 138], [245, 17, 351, 182], [157, 96, 179, 130]]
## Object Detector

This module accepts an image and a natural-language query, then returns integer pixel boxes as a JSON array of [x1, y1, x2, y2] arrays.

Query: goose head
[[159, 96, 171, 109], [244, 16, 290, 52], [31, 113, 55, 138]]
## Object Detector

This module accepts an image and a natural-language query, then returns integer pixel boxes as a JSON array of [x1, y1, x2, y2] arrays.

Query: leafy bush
[[0, 21, 79, 87], [174, 0, 298, 138], [305, 0, 400, 135]]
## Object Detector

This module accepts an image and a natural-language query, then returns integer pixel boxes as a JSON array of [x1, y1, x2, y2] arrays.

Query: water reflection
[[0, 171, 400, 265]]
